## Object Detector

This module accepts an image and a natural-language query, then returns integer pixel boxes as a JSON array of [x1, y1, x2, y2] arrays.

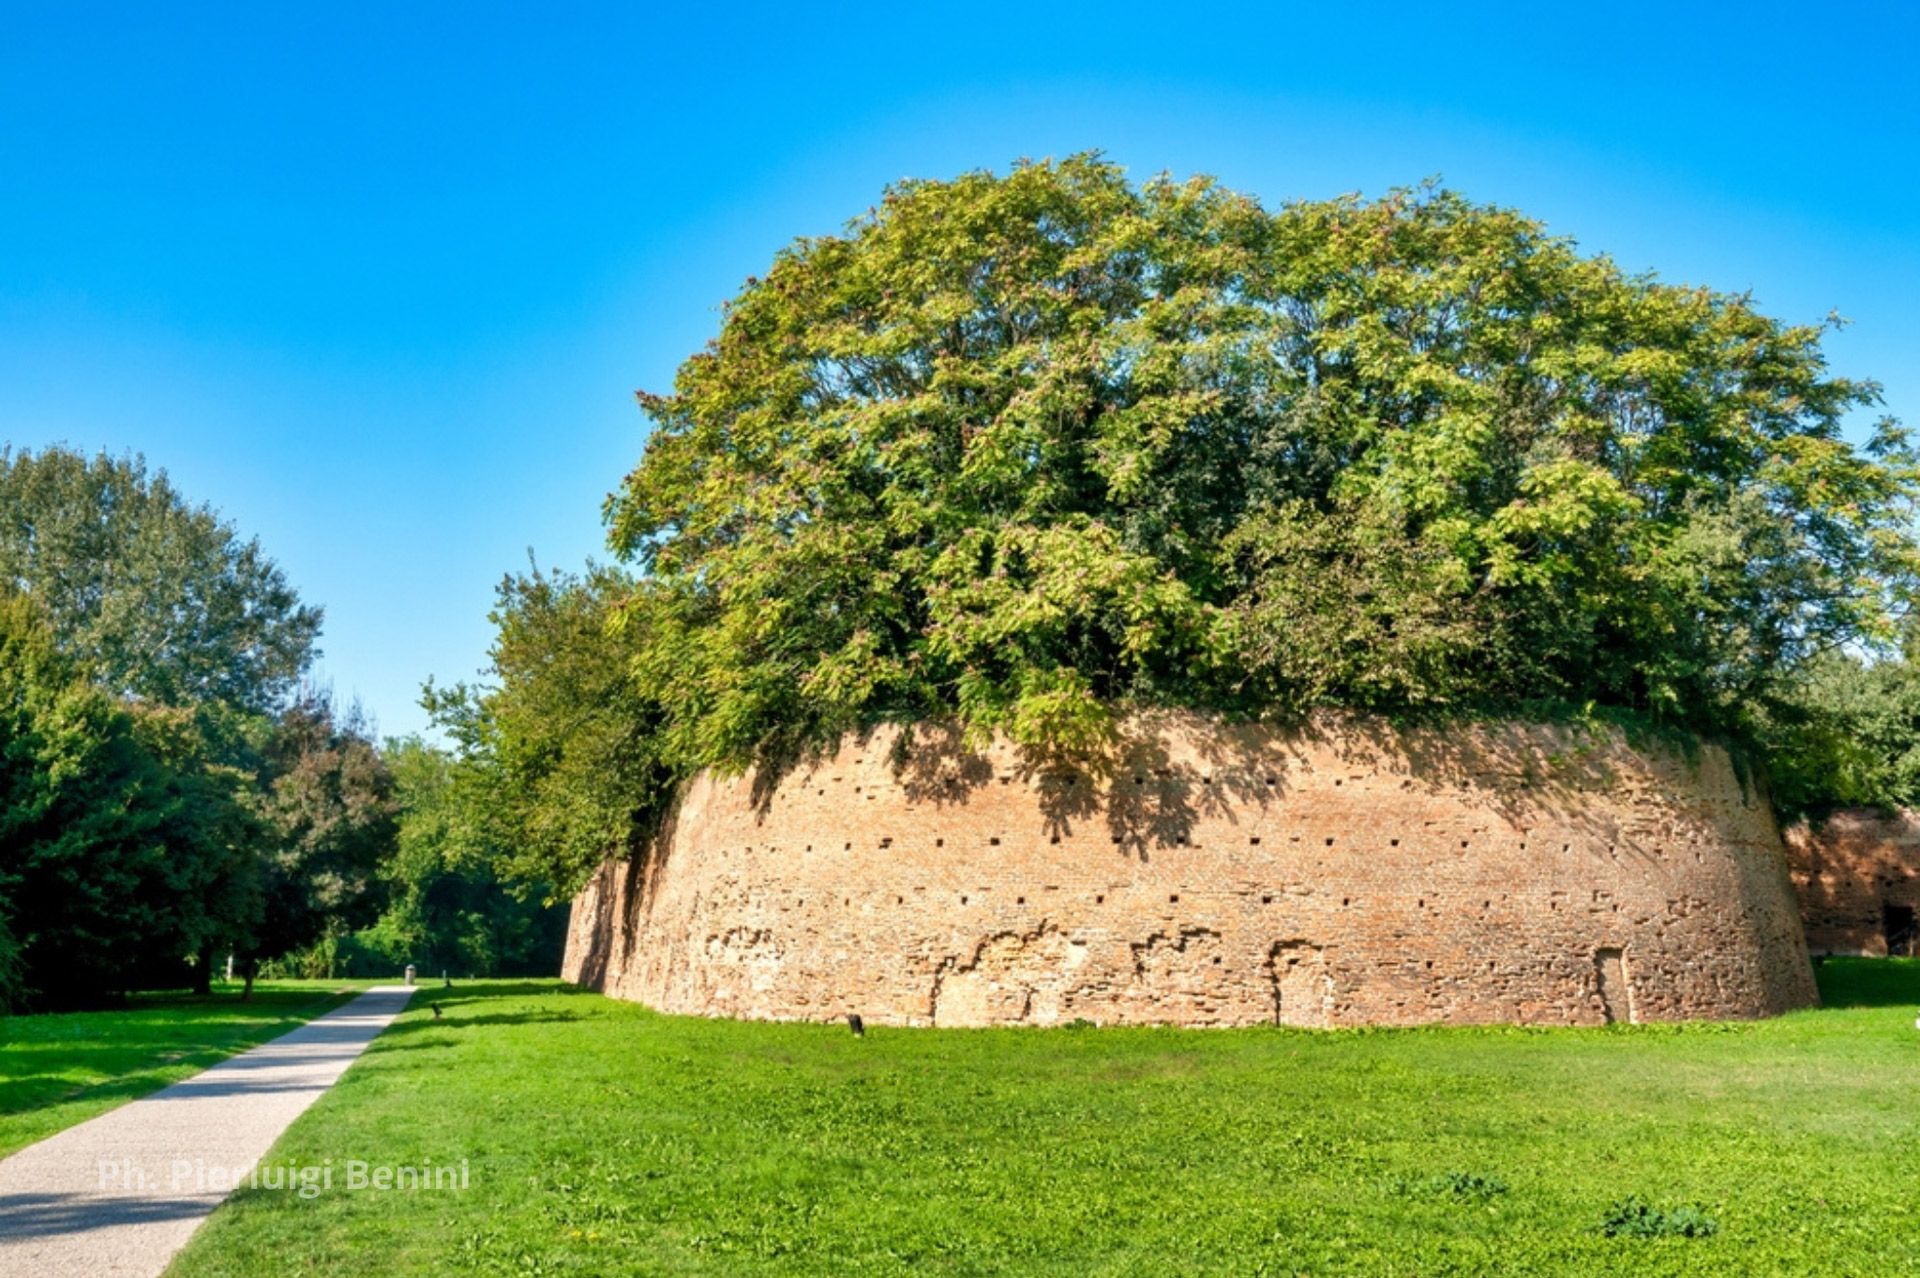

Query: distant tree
[[324, 737, 566, 978], [235, 690, 398, 997], [1765, 631, 1920, 818], [605, 156, 1920, 780], [424, 563, 669, 897], [0, 447, 321, 714]]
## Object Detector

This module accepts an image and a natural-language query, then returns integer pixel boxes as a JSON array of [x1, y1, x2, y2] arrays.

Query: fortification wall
[[563, 715, 1817, 1027], [1785, 810, 1920, 955]]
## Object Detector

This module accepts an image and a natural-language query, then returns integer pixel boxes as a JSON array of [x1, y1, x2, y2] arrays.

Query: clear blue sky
[[3, 3, 1915, 739]]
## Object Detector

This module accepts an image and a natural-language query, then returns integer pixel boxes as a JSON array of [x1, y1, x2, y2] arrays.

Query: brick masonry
[[563, 714, 1818, 1027], [1785, 810, 1920, 955]]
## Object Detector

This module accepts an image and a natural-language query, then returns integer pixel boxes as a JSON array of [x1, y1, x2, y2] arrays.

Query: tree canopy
[[0, 448, 321, 714], [603, 156, 1919, 784]]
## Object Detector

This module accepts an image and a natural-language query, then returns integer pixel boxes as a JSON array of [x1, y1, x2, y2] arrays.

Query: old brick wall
[[1785, 810, 1920, 955], [564, 714, 1818, 1027]]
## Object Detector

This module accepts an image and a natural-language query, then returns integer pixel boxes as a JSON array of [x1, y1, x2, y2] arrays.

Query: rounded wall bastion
[[562, 714, 1818, 1028]]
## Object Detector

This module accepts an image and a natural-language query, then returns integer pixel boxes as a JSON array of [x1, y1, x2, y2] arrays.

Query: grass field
[[152, 959, 1920, 1276], [0, 981, 366, 1158]]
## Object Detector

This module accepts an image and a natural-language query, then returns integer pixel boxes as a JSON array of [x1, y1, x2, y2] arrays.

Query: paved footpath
[[0, 985, 415, 1278]]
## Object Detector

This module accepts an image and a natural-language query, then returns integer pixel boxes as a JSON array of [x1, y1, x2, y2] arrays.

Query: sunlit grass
[[156, 959, 1920, 1275]]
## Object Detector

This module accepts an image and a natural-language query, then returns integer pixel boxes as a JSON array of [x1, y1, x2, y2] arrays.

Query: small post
[[404, 964, 416, 987]]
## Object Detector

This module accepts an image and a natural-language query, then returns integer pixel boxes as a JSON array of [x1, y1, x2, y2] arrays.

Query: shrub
[[1599, 1195, 1719, 1238]]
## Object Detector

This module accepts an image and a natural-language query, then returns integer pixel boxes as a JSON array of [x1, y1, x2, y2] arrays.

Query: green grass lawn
[[0, 980, 367, 1158], [161, 960, 1920, 1276]]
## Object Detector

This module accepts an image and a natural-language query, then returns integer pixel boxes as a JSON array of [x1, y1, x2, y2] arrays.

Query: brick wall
[[563, 714, 1818, 1027], [1785, 810, 1920, 955]]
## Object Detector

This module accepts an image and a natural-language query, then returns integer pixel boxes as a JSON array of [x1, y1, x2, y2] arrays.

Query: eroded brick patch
[[565, 715, 1818, 1027]]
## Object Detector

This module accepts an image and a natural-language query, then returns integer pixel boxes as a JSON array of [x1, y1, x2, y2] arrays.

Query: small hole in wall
[[1134, 776, 1145, 785], [1424, 960, 1433, 970], [1017, 896, 1026, 904], [1417, 899, 1425, 909], [1212, 956, 1222, 964], [1249, 836, 1261, 845], [1460, 840, 1470, 849], [844, 842, 852, 851], [990, 837, 1001, 846], [1169, 894, 1180, 903], [1266, 776, 1277, 785], [1325, 837, 1335, 846], [1112, 835, 1123, 844], [1334, 778, 1342, 787], [1562, 844, 1571, 853], [1095, 894, 1105, 904], [843, 897, 850, 906], [1261, 894, 1273, 904], [1389, 838, 1400, 847], [896, 895, 904, 905], [961, 895, 969, 905], [1342, 897, 1351, 907], [936, 838, 944, 847], [1050, 835, 1060, 844]]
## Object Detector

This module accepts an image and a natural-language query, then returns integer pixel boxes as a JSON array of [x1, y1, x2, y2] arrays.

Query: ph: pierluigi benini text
[[98, 1157, 470, 1198]]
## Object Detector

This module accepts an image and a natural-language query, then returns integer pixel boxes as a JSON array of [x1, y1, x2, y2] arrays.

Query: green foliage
[[0, 592, 256, 1009], [0, 447, 321, 713], [1390, 1170, 1511, 1203], [1763, 636, 1920, 817], [239, 691, 399, 978], [1598, 1196, 1720, 1239], [603, 155, 1919, 796], [305, 737, 566, 979], [425, 563, 670, 898]]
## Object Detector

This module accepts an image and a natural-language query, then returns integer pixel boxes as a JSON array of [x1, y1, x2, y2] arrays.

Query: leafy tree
[[424, 563, 669, 897], [327, 737, 566, 978], [1764, 634, 1920, 818], [603, 155, 1917, 784], [235, 690, 397, 996], [0, 447, 321, 714], [0, 593, 254, 1009]]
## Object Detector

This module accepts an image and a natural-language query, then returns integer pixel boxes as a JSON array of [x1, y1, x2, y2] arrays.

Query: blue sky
[[3, 2, 1915, 739]]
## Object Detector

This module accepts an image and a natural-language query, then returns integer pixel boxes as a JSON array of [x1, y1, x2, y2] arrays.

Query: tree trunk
[[191, 945, 213, 996], [241, 957, 257, 1002]]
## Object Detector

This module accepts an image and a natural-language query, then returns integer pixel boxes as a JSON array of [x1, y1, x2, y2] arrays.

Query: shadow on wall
[[870, 711, 1713, 863], [567, 791, 691, 991]]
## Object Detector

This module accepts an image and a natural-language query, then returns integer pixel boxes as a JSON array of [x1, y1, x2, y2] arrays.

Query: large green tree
[[0, 593, 256, 1009], [607, 156, 1918, 775], [0, 448, 321, 713], [425, 564, 668, 898]]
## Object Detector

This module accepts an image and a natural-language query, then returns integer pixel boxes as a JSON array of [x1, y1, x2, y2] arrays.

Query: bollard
[[404, 964, 416, 986]]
